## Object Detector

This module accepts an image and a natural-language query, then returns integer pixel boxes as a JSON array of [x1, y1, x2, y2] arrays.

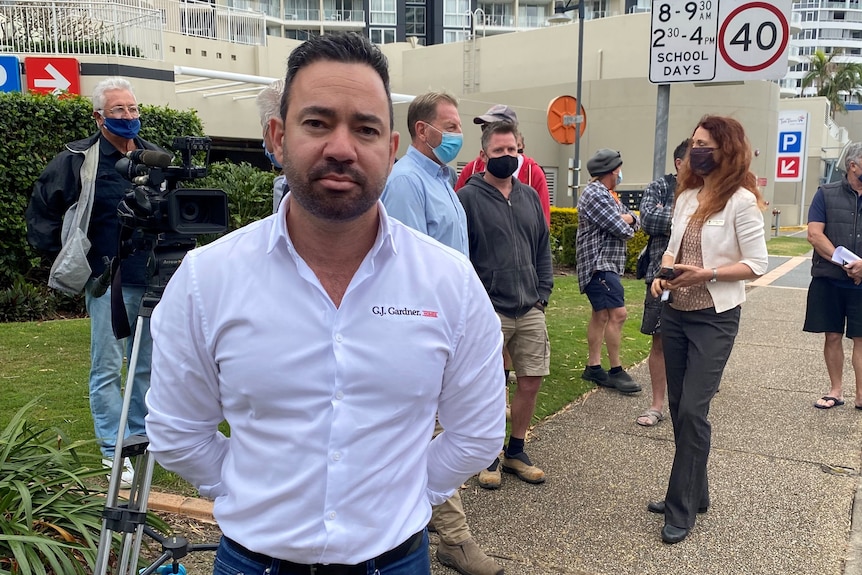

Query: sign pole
[[653, 84, 670, 181]]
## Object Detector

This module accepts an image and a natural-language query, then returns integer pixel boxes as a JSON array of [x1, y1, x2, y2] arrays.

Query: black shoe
[[606, 369, 642, 393], [647, 500, 708, 514], [581, 366, 609, 385], [661, 523, 691, 544]]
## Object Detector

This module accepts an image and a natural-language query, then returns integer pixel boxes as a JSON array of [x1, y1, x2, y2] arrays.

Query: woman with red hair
[[646, 115, 769, 544]]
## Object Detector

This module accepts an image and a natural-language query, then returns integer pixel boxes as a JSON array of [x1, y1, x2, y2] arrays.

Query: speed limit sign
[[649, 0, 791, 84], [716, 0, 791, 80]]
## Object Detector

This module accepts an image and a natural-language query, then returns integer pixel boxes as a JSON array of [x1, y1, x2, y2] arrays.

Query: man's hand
[[844, 260, 862, 285], [621, 213, 635, 225]]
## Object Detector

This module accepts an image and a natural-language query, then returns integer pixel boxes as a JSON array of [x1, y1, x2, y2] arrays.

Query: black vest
[[811, 178, 862, 281]]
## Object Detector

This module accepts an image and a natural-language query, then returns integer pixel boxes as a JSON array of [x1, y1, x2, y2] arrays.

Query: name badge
[[706, 219, 724, 226]]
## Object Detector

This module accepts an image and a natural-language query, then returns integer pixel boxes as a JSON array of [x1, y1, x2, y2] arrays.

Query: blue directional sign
[[0, 55, 21, 93]]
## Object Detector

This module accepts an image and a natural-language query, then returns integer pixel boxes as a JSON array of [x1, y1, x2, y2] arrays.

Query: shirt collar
[[267, 193, 397, 258], [405, 145, 451, 181]]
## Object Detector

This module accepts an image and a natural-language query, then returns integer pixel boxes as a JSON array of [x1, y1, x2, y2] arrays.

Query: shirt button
[[335, 391, 344, 400], [328, 511, 336, 520], [333, 451, 342, 461], [335, 334, 343, 342]]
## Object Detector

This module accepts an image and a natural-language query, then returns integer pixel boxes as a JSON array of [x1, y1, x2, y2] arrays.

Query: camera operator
[[25, 77, 168, 488]]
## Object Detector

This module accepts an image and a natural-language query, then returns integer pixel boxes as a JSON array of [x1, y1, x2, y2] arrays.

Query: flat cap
[[587, 148, 623, 176], [473, 104, 518, 125]]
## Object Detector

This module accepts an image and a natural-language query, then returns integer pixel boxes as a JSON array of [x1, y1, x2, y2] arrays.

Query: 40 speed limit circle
[[718, 1, 789, 72]]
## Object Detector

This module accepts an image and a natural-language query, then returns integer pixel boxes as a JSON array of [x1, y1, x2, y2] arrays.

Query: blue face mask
[[103, 117, 141, 139], [263, 141, 282, 169], [425, 123, 463, 165], [616, 170, 623, 186]]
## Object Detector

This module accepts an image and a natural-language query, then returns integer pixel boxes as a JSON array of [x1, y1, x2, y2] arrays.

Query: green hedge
[[549, 206, 647, 274]]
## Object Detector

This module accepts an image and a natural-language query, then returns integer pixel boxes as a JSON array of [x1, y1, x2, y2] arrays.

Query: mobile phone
[[658, 267, 680, 280]]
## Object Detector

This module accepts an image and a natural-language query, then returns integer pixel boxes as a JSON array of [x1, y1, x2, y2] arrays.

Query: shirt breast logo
[[372, 306, 439, 318]]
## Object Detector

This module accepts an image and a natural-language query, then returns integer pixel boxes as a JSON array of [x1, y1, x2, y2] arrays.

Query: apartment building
[[783, 0, 862, 98]]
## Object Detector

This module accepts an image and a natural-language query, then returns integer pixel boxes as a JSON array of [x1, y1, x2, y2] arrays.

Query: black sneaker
[[581, 366, 610, 386], [607, 369, 642, 394]]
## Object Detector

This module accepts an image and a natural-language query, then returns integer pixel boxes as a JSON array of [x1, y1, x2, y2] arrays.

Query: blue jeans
[[212, 531, 431, 575], [84, 283, 152, 458]]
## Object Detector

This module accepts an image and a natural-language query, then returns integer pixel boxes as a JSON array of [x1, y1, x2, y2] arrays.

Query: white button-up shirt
[[145, 196, 506, 565]]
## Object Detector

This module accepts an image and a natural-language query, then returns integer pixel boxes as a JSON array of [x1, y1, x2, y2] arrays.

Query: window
[[833, 10, 845, 20], [803, 10, 816, 22], [443, 29, 468, 42], [444, 0, 470, 28], [370, 0, 396, 24], [405, 6, 426, 36], [369, 27, 396, 43]]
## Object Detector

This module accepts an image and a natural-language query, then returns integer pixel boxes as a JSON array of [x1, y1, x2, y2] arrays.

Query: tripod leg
[[95, 320, 147, 575]]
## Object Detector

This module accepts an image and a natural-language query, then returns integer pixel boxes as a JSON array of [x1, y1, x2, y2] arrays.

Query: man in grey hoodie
[[458, 121, 553, 490]]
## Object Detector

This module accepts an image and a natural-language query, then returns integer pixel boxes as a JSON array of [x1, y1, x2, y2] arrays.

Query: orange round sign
[[546, 95, 586, 145]]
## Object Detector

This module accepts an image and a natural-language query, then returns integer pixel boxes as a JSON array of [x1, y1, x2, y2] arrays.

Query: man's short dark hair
[[280, 32, 393, 129], [407, 92, 458, 139], [673, 138, 691, 162], [481, 121, 518, 151]]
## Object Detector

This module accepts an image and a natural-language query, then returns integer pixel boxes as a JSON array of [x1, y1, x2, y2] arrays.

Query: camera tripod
[[93, 239, 218, 575]]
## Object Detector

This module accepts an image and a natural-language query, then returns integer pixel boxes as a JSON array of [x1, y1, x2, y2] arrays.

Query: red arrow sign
[[776, 157, 800, 179], [25, 57, 80, 95]]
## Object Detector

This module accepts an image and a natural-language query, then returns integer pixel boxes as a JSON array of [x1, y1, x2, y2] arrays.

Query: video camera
[[90, 137, 229, 333], [115, 136, 228, 236]]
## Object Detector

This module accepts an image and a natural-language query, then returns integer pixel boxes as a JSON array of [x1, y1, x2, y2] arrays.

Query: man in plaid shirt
[[636, 139, 690, 427], [576, 148, 642, 393]]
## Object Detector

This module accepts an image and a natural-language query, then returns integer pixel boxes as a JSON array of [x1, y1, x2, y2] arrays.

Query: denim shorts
[[584, 271, 625, 311]]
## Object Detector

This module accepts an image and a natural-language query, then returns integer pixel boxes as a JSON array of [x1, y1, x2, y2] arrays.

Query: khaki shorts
[[498, 307, 550, 377]]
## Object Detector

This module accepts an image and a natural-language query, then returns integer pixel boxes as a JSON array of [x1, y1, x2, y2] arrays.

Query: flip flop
[[814, 396, 845, 409], [636, 409, 665, 427]]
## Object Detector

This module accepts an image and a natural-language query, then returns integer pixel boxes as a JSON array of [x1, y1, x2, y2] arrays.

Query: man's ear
[[388, 131, 400, 172], [268, 116, 285, 166]]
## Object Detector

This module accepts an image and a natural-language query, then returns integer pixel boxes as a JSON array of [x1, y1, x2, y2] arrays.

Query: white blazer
[[664, 187, 769, 313]]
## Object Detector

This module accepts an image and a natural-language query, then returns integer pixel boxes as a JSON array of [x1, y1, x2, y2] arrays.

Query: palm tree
[[801, 49, 862, 115]]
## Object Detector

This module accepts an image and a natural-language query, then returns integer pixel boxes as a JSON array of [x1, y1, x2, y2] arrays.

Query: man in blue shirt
[[382, 92, 502, 575], [382, 92, 468, 256]]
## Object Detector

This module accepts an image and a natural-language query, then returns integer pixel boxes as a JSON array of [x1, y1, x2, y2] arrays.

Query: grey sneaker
[[581, 366, 609, 385], [437, 537, 504, 575], [607, 369, 642, 394]]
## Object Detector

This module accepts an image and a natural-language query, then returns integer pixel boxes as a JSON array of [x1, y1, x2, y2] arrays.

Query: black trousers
[[661, 304, 740, 529]]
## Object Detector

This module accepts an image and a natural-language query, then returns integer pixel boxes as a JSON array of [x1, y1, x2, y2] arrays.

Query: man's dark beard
[[285, 158, 384, 222]]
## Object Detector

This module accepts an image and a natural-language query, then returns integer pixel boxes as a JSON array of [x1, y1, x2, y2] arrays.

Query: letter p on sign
[[779, 132, 801, 154]]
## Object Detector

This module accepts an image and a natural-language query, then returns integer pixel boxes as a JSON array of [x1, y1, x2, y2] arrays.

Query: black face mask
[[689, 147, 718, 176], [486, 154, 519, 179]]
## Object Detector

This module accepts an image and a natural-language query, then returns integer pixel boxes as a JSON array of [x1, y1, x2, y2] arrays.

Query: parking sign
[[775, 111, 808, 182], [0, 55, 21, 93]]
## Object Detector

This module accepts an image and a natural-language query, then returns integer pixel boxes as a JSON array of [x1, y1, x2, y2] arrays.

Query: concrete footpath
[[149, 253, 862, 575]]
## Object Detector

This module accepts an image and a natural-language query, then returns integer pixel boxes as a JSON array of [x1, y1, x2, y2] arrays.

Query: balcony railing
[[0, 0, 267, 60], [0, 0, 163, 59], [149, 0, 266, 45]]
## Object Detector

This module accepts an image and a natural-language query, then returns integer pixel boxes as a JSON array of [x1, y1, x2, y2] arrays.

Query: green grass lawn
[[764, 235, 812, 257], [0, 234, 807, 493]]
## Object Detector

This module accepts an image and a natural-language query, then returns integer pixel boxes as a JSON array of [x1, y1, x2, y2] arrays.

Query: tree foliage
[[801, 49, 862, 116]]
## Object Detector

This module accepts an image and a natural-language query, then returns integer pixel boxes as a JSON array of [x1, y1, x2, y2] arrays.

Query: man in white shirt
[[382, 92, 503, 575], [145, 32, 506, 575]]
